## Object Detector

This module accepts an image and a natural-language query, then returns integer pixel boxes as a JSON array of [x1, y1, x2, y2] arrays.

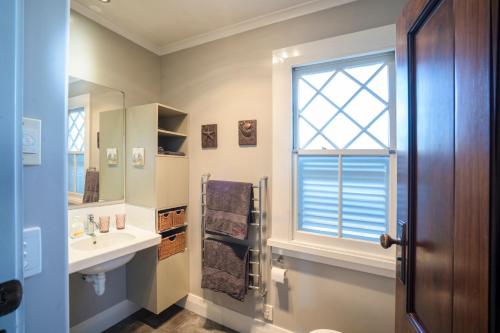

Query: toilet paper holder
[[271, 256, 287, 284], [272, 255, 285, 267], [271, 254, 285, 269]]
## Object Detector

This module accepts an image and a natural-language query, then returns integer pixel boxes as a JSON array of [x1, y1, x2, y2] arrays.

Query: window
[[293, 52, 395, 243], [68, 107, 86, 194], [271, 25, 397, 276]]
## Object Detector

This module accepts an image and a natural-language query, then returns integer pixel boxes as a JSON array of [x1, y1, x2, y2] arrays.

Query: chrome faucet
[[85, 214, 99, 236]]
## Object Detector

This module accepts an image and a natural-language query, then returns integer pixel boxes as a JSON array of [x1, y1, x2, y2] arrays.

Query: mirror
[[67, 77, 125, 208]]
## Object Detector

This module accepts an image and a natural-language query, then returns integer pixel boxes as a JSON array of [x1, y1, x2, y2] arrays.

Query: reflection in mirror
[[68, 77, 125, 208]]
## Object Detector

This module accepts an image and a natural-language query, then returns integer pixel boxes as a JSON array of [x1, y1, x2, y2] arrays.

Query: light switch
[[23, 227, 42, 278], [23, 117, 41, 165]]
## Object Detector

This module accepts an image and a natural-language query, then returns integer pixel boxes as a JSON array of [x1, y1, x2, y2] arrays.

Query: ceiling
[[71, 0, 356, 55]]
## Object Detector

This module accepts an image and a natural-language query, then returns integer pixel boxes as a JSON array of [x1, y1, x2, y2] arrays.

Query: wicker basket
[[158, 232, 186, 261], [158, 212, 174, 232], [158, 209, 185, 232], [172, 209, 185, 228]]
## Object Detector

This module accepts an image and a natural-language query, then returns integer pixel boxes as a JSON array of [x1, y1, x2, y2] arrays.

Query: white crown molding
[[71, 1, 162, 55], [72, 0, 356, 56], [158, 0, 356, 55]]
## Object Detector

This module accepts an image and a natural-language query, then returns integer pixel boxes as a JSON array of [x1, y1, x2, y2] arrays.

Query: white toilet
[[310, 330, 342, 333]]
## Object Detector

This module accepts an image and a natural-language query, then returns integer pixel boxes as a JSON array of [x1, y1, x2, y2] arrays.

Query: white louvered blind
[[298, 156, 339, 237], [340, 156, 389, 241], [293, 52, 395, 243]]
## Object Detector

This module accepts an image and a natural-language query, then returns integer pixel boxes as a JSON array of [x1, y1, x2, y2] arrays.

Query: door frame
[[0, 0, 24, 331], [396, 0, 493, 332], [491, 0, 499, 331]]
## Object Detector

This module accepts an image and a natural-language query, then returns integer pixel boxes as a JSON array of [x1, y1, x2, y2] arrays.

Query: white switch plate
[[22, 117, 42, 165], [23, 227, 42, 278]]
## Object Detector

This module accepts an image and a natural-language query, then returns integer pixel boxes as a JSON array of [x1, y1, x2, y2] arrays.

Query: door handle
[[0, 280, 22, 317], [379, 234, 401, 249], [380, 222, 407, 284]]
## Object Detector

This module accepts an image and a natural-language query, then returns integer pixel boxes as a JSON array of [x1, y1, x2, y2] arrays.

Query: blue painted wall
[[23, 0, 69, 332], [0, 0, 23, 331]]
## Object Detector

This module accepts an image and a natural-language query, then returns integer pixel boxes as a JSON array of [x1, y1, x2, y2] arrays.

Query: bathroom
[[0, 0, 498, 333]]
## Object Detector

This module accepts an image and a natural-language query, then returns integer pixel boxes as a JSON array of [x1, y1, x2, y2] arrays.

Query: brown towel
[[201, 239, 249, 301], [205, 180, 253, 240], [83, 169, 99, 203]]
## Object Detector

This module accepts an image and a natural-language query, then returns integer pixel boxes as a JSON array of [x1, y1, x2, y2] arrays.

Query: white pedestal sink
[[68, 226, 160, 295]]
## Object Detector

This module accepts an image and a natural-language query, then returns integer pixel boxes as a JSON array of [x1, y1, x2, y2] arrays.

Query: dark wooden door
[[380, 0, 495, 332]]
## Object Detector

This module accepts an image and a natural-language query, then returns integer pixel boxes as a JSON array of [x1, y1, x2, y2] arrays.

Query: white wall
[[68, 10, 161, 327], [0, 1, 23, 331], [160, 0, 404, 332], [69, 11, 161, 107], [22, 0, 70, 331]]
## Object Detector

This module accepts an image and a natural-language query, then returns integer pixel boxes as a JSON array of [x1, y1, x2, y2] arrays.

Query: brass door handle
[[379, 234, 401, 249]]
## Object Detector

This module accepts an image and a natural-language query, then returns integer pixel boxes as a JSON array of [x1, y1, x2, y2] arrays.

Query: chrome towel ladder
[[201, 173, 268, 297]]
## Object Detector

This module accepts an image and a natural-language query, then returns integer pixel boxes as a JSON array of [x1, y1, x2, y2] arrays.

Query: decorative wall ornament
[[132, 147, 145, 167], [238, 120, 257, 146], [106, 148, 118, 165], [202, 124, 217, 148]]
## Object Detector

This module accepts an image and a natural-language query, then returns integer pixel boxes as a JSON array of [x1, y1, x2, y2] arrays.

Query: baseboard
[[177, 293, 293, 333], [70, 300, 140, 333]]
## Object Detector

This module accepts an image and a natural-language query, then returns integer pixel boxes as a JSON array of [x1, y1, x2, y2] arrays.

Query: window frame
[[68, 94, 90, 202], [292, 52, 396, 252], [270, 25, 397, 277]]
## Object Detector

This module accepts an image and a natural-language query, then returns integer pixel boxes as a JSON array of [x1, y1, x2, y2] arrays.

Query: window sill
[[267, 238, 396, 278]]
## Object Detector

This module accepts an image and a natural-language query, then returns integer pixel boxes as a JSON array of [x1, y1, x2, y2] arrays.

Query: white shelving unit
[[126, 102, 189, 314]]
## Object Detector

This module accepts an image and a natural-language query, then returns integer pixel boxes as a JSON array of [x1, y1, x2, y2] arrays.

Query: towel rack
[[201, 173, 268, 298]]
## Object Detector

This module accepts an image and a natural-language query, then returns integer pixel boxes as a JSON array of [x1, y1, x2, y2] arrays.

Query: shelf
[[156, 154, 187, 158], [158, 129, 187, 138], [158, 104, 187, 117], [159, 224, 188, 235]]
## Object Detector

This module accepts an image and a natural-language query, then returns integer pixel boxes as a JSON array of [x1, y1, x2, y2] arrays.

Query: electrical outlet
[[264, 304, 273, 321], [23, 227, 42, 278]]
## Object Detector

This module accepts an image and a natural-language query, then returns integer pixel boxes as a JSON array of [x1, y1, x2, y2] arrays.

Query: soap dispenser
[[70, 215, 84, 239]]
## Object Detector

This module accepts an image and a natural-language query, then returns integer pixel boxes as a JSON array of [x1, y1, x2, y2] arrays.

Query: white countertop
[[68, 225, 160, 274]]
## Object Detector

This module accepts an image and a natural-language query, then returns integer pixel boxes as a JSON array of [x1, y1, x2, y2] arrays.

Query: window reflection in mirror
[[67, 77, 125, 208]]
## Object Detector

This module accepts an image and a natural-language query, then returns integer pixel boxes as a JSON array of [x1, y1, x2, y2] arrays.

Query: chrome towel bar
[[201, 173, 268, 297]]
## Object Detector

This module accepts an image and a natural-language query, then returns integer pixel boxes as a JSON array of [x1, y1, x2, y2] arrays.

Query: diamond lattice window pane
[[304, 135, 335, 150], [298, 79, 316, 110], [68, 108, 85, 153], [322, 113, 360, 149], [302, 71, 335, 90], [300, 94, 338, 129], [294, 52, 393, 151], [75, 137, 84, 150], [343, 89, 387, 127], [298, 117, 317, 148], [322, 72, 360, 107], [75, 116, 84, 128], [70, 127, 79, 139], [346, 132, 384, 149], [367, 65, 389, 102], [366, 111, 389, 147], [345, 63, 383, 84]]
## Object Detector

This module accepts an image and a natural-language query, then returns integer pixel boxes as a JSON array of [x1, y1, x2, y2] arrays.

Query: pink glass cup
[[99, 216, 110, 233], [115, 214, 126, 229]]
